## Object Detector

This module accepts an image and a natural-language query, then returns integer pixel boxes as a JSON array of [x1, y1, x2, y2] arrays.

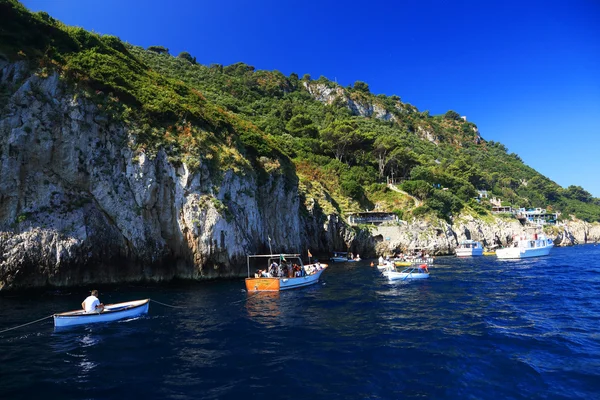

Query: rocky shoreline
[[368, 216, 600, 257]]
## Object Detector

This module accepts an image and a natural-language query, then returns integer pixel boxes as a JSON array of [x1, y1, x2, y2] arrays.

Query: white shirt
[[83, 295, 100, 312]]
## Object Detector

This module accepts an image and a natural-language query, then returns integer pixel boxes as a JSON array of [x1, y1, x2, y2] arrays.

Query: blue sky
[[22, 0, 600, 196]]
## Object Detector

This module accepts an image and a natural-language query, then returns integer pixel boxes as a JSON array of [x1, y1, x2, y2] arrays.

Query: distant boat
[[245, 254, 328, 292], [455, 240, 484, 257], [496, 232, 554, 259], [54, 299, 150, 328], [329, 251, 359, 262]]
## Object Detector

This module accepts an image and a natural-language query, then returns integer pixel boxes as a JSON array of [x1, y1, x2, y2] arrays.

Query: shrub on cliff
[[177, 51, 196, 64], [147, 45, 169, 55]]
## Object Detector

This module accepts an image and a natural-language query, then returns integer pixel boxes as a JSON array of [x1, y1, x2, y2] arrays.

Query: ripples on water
[[1, 245, 600, 399]]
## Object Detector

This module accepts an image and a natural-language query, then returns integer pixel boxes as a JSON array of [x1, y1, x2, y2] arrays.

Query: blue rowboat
[[53, 299, 150, 328]]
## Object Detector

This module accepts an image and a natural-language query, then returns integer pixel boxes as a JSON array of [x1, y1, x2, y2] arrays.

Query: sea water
[[1, 245, 599, 399]]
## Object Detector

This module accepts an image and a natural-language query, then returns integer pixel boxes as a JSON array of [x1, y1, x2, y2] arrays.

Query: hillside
[[2, 0, 599, 223], [130, 47, 600, 222]]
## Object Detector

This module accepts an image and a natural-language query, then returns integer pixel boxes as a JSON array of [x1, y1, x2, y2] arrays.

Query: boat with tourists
[[329, 251, 360, 262], [245, 254, 328, 292], [496, 231, 554, 259], [391, 250, 435, 267], [53, 299, 150, 328], [382, 264, 430, 281], [455, 240, 484, 257]]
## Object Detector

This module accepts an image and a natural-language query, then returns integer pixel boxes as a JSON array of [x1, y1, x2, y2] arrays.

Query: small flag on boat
[[280, 254, 286, 262], [308, 249, 313, 258]]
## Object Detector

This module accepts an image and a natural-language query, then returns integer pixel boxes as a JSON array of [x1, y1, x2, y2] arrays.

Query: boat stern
[[245, 277, 281, 292]]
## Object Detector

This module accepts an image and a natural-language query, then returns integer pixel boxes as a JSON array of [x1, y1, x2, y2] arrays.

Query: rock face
[[303, 82, 399, 122], [0, 62, 357, 290]]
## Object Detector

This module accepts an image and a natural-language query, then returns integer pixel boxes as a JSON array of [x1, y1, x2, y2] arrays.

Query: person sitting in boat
[[292, 264, 302, 277], [378, 256, 384, 265], [315, 260, 322, 270], [261, 270, 273, 278], [82, 290, 104, 313], [269, 261, 279, 277]]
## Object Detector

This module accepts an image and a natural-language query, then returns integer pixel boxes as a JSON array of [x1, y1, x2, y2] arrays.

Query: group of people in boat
[[376, 251, 431, 265], [254, 260, 324, 278], [394, 250, 431, 261]]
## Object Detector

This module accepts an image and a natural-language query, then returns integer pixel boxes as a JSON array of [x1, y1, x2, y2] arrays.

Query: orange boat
[[245, 254, 328, 292]]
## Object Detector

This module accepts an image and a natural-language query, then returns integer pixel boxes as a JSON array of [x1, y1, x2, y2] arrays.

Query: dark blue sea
[[1, 245, 600, 399]]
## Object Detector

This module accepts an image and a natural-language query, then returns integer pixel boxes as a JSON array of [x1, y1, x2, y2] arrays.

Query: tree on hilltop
[[177, 51, 196, 64], [353, 81, 370, 93], [148, 45, 169, 55], [444, 110, 461, 121]]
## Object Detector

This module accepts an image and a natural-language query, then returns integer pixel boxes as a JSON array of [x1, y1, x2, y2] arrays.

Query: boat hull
[[245, 267, 327, 292], [394, 261, 412, 267], [496, 244, 553, 259], [456, 248, 484, 257], [383, 271, 429, 280], [54, 299, 150, 328]]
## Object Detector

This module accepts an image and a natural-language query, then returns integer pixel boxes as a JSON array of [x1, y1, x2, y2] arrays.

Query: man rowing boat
[[82, 290, 104, 313]]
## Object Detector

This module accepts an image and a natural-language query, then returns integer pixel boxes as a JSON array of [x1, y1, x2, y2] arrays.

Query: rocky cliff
[[0, 61, 362, 290]]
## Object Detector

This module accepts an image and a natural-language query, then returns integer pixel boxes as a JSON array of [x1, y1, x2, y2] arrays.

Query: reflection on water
[[245, 292, 281, 322]]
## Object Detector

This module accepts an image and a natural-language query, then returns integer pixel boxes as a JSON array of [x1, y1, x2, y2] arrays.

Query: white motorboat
[[54, 299, 150, 328], [496, 232, 554, 259], [245, 254, 328, 291], [455, 240, 484, 257]]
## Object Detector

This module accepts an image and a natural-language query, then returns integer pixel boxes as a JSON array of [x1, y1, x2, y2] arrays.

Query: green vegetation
[[1, 0, 600, 222]]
